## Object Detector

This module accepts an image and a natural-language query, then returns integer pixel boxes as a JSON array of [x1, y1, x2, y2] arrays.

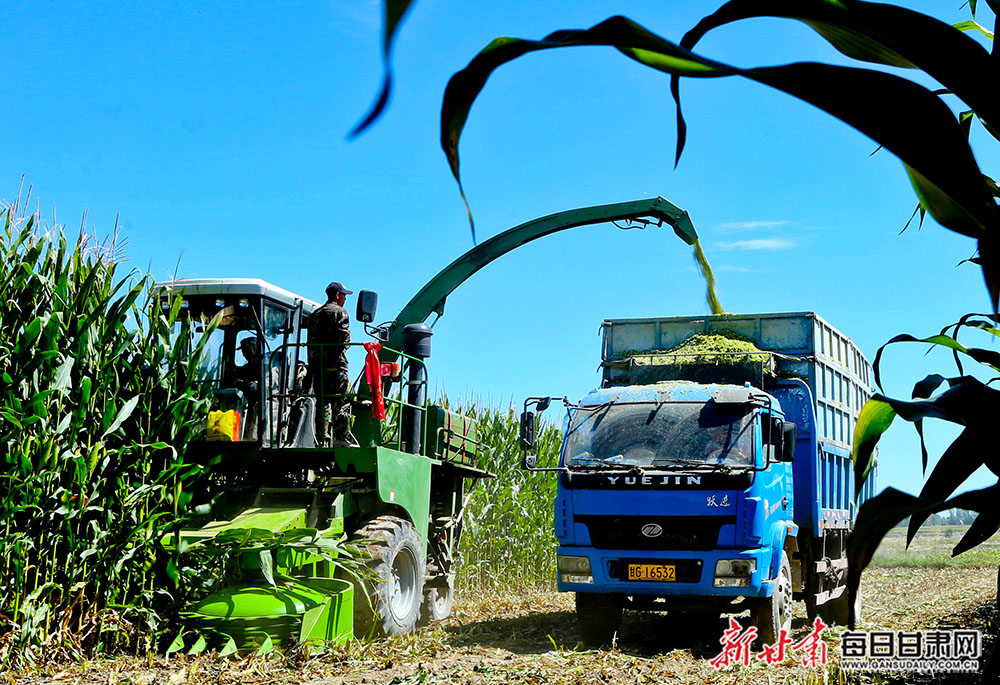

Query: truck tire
[[350, 516, 426, 638], [821, 583, 862, 627], [575, 593, 623, 647], [418, 575, 454, 625], [752, 552, 792, 645]]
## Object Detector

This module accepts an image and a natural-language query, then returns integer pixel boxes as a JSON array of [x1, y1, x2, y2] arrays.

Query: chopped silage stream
[[11, 566, 996, 684]]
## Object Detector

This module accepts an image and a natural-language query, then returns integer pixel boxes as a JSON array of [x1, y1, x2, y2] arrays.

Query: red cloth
[[363, 342, 387, 421]]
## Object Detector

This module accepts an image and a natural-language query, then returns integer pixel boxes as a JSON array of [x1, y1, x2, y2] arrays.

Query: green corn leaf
[[872, 333, 971, 389], [941, 483, 1000, 555], [52, 357, 74, 393], [906, 428, 988, 545], [905, 164, 994, 245], [851, 397, 895, 495], [349, 0, 418, 138], [13, 316, 44, 356], [55, 412, 73, 436], [102, 395, 139, 438], [441, 15, 994, 242], [679, 0, 1000, 131], [847, 488, 934, 628], [953, 19, 994, 40], [910, 374, 945, 473]]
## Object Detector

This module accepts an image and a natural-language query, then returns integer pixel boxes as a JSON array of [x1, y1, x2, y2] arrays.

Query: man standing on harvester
[[309, 281, 356, 447]]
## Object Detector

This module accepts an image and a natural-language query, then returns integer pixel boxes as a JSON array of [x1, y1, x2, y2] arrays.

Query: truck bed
[[600, 312, 877, 529]]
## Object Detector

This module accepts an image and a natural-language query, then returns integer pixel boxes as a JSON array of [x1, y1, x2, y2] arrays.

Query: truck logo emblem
[[707, 494, 731, 508], [641, 524, 663, 538]]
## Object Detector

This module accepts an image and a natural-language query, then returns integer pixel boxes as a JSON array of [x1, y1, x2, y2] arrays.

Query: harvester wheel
[[752, 551, 793, 646], [350, 516, 426, 637], [418, 574, 454, 625]]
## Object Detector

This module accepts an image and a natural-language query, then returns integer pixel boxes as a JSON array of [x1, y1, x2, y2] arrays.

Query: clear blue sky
[[3, 1, 996, 499]]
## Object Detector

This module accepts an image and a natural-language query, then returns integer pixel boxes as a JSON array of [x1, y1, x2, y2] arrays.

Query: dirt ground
[[11, 566, 997, 685]]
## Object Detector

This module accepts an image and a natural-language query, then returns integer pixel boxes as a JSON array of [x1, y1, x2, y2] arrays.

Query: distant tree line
[[895, 509, 979, 527]]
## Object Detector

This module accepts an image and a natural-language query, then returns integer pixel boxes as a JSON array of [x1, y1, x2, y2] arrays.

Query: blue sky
[[3, 1, 997, 499]]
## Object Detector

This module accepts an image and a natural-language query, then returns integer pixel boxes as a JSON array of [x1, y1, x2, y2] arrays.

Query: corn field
[[0, 199, 213, 667], [0, 194, 568, 667], [450, 401, 563, 592]]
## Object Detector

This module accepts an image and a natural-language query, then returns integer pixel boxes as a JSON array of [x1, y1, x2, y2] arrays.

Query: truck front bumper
[[557, 545, 775, 598]]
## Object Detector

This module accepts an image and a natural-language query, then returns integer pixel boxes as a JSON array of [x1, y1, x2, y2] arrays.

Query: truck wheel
[[350, 516, 426, 637], [821, 584, 862, 626], [752, 552, 792, 645], [418, 574, 454, 625], [575, 593, 623, 647]]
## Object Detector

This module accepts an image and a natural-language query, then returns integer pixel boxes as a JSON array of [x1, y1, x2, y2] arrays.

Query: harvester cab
[[157, 279, 320, 448]]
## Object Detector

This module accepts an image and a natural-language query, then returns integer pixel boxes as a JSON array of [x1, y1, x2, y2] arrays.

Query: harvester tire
[[350, 516, 426, 638], [752, 551, 792, 646], [418, 575, 454, 625], [575, 593, 623, 647]]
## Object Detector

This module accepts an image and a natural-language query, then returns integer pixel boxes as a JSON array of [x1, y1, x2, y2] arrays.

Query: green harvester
[[158, 197, 703, 651]]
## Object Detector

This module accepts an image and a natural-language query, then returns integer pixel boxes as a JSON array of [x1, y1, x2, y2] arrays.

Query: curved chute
[[383, 196, 699, 359]]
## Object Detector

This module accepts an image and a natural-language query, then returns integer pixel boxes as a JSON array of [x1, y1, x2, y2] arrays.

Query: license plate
[[626, 563, 676, 581]]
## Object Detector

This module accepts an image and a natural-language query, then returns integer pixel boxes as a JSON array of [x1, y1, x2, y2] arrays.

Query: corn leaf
[[349, 0, 418, 138], [254, 634, 275, 657], [906, 428, 989, 545], [910, 373, 946, 473], [52, 357, 74, 393], [847, 488, 931, 628], [851, 397, 895, 495], [102, 395, 139, 438], [441, 15, 995, 242], [679, 0, 1000, 136]]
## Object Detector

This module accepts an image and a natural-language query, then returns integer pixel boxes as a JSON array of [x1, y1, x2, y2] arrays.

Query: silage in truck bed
[[615, 330, 771, 386], [627, 330, 770, 365]]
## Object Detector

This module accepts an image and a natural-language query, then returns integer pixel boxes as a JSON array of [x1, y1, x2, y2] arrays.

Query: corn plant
[[443, 400, 563, 591], [0, 197, 214, 667]]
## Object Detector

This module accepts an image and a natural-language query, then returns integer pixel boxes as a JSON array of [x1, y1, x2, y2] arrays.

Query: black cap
[[325, 281, 353, 297]]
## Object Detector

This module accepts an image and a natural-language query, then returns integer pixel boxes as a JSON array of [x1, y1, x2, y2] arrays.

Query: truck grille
[[577, 515, 734, 550]]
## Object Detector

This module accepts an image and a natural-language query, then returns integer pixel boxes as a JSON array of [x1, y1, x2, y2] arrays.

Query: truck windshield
[[563, 402, 754, 469]]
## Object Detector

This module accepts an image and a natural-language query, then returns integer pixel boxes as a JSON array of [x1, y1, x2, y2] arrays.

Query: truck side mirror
[[520, 410, 537, 468], [780, 421, 797, 462], [356, 290, 378, 323]]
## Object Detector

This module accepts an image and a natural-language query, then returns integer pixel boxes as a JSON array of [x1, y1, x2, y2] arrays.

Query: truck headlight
[[558, 555, 593, 583], [714, 558, 756, 587]]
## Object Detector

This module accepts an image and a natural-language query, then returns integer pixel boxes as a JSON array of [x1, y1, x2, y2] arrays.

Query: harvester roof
[[154, 278, 321, 314]]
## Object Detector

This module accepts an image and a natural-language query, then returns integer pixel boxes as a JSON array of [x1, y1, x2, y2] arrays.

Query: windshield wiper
[[566, 455, 643, 472], [650, 457, 735, 474]]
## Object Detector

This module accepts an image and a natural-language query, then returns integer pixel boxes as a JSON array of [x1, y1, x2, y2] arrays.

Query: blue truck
[[519, 312, 877, 645]]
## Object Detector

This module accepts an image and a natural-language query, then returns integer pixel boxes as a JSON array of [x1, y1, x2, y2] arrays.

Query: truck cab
[[522, 312, 877, 646]]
